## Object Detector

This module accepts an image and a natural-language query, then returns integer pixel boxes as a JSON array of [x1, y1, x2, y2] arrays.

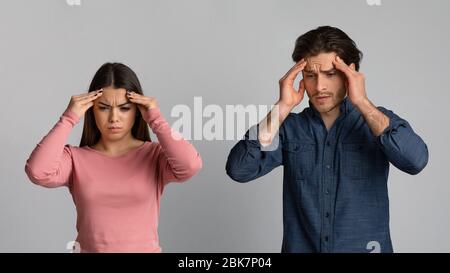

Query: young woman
[[24, 63, 202, 253]]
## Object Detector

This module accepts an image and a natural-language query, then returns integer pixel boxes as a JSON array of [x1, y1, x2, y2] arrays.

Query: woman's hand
[[67, 89, 103, 119], [126, 90, 158, 115]]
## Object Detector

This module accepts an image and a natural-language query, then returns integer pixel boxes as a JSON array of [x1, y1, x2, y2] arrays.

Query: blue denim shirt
[[226, 97, 428, 253]]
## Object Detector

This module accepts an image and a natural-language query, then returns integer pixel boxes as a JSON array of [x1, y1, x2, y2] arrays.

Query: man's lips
[[315, 95, 331, 104], [316, 95, 331, 99]]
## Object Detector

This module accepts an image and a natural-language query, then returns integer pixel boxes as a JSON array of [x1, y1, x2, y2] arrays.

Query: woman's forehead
[[101, 87, 127, 94], [96, 87, 130, 106]]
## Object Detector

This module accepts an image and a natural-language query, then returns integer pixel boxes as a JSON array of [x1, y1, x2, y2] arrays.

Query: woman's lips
[[108, 127, 122, 133]]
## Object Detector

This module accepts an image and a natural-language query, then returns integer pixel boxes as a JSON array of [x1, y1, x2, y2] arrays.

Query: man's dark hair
[[292, 26, 363, 71]]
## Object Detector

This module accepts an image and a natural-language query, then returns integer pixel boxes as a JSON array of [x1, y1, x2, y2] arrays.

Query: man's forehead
[[304, 65, 335, 73], [304, 53, 336, 71]]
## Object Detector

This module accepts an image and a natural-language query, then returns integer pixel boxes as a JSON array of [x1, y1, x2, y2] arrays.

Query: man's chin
[[313, 102, 338, 114]]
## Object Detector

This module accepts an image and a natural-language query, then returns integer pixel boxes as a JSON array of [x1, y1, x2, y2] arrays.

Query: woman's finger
[[80, 89, 103, 100], [127, 96, 147, 105], [126, 91, 145, 100], [126, 90, 142, 97], [74, 89, 103, 99], [80, 92, 102, 105]]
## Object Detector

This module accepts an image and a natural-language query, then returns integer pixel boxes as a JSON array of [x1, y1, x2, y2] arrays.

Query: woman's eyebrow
[[99, 101, 131, 107]]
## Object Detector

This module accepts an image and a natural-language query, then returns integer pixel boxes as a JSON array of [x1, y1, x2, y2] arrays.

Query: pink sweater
[[25, 107, 202, 253]]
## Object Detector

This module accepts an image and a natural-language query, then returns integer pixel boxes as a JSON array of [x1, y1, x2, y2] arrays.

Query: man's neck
[[320, 106, 341, 131]]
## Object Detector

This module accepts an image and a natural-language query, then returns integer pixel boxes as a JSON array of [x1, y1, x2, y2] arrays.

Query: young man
[[225, 26, 428, 253]]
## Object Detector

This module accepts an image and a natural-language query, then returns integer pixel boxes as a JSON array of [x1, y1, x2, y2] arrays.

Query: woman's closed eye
[[99, 106, 131, 111]]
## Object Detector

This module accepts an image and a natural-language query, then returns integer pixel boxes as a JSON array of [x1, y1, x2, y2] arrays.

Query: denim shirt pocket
[[342, 142, 372, 179], [282, 141, 316, 179]]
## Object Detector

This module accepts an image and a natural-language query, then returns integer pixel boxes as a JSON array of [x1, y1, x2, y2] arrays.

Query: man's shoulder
[[375, 105, 397, 118], [280, 107, 313, 132], [287, 106, 312, 119], [376, 105, 389, 112]]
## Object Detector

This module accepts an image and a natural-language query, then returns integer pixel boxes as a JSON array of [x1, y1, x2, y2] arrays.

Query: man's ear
[[349, 63, 356, 71]]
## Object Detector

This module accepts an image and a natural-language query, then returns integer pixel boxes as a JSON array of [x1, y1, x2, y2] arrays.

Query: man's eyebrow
[[321, 68, 337, 73], [304, 68, 337, 74], [99, 101, 131, 107]]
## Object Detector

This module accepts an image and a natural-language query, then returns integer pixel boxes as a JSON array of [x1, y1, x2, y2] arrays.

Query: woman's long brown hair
[[79, 63, 151, 147]]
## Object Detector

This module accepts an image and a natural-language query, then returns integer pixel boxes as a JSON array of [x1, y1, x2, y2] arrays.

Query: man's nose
[[315, 74, 327, 91]]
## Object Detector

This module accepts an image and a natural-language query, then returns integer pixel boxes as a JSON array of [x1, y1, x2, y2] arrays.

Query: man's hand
[[332, 55, 389, 137], [332, 55, 368, 107], [258, 60, 307, 147], [278, 59, 307, 110]]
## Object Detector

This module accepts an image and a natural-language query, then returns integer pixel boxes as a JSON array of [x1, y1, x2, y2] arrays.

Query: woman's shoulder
[[63, 144, 87, 154], [65, 140, 160, 157]]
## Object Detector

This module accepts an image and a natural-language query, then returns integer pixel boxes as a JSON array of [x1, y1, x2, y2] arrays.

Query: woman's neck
[[94, 135, 143, 155]]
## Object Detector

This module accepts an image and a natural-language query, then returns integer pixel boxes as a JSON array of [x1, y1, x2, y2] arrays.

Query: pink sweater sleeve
[[25, 108, 80, 188], [142, 107, 202, 186]]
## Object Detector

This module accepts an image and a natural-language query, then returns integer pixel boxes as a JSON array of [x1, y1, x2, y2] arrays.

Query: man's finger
[[280, 59, 305, 80], [349, 63, 356, 71], [298, 79, 305, 94], [333, 56, 353, 72], [282, 60, 307, 83], [333, 56, 355, 79]]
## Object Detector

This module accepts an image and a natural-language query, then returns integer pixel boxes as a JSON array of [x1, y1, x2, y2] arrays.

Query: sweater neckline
[[85, 141, 149, 159]]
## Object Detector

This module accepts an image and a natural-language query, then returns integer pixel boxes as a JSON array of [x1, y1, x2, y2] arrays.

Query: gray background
[[1, 0, 449, 252]]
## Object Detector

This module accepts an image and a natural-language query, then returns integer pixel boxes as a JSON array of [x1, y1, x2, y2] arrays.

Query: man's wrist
[[276, 100, 296, 122], [353, 97, 372, 113]]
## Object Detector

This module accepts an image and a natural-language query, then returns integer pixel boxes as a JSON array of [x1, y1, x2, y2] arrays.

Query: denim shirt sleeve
[[375, 106, 429, 175], [225, 123, 284, 182]]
